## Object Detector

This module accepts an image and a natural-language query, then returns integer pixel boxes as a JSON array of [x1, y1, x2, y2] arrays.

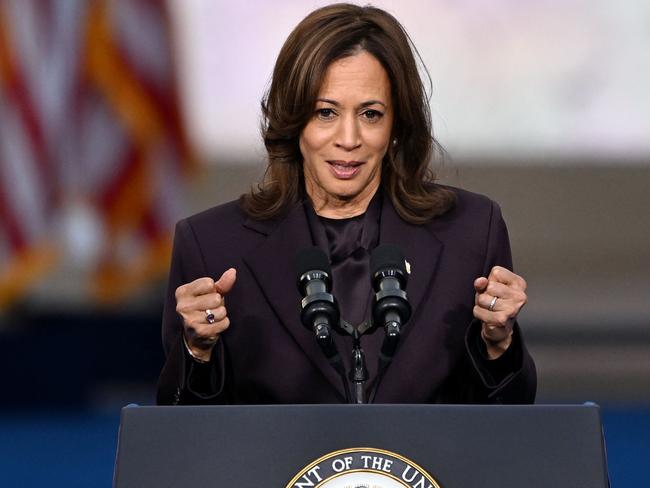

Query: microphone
[[370, 244, 412, 360], [296, 247, 341, 360]]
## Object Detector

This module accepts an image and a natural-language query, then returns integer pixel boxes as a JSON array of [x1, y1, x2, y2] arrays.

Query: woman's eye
[[316, 108, 335, 119], [362, 109, 383, 121]]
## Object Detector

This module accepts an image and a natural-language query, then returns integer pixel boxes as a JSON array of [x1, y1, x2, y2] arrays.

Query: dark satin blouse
[[304, 191, 384, 383]]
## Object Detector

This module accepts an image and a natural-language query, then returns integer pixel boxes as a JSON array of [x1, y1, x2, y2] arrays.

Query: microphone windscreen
[[370, 244, 406, 277], [296, 246, 331, 278]]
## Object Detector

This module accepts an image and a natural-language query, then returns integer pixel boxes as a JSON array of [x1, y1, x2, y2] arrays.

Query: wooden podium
[[113, 404, 609, 487]]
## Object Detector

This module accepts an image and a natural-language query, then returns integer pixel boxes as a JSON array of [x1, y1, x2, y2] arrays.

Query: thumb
[[474, 276, 488, 292], [214, 268, 237, 295]]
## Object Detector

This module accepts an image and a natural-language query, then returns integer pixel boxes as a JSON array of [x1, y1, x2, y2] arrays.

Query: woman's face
[[300, 51, 393, 218]]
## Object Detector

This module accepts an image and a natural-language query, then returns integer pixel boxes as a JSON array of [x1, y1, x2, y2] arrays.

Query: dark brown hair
[[240, 3, 455, 223]]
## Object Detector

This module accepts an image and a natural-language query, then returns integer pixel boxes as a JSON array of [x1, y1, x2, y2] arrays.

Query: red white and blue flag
[[0, 0, 195, 309]]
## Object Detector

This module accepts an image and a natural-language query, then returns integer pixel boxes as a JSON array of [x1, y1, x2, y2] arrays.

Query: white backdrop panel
[[169, 0, 650, 164]]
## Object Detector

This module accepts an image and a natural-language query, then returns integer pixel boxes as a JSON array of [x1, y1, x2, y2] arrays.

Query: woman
[[157, 3, 536, 405]]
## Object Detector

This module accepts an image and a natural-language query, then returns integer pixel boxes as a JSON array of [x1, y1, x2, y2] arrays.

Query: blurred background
[[1, 0, 648, 486]]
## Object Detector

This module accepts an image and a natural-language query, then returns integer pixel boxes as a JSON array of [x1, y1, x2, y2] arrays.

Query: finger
[[186, 307, 229, 332], [215, 268, 237, 295], [176, 292, 222, 317], [473, 305, 512, 328], [188, 316, 230, 342], [202, 305, 227, 323], [185, 304, 228, 325], [176, 277, 216, 300], [487, 266, 514, 283], [190, 293, 224, 312], [476, 290, 522, 317], [483, 282, 527, 311], [183, 307, 228, 328], [484, 282, 515, 301], [487, 266, 527, 290], [476, 293, 503, 311], [473, 276, 488, 292]]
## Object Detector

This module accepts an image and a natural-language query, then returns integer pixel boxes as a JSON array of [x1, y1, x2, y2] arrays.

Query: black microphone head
[[370, 244, 408, 288], [296, 247, 331, 295], [296, 246, 331, 276]]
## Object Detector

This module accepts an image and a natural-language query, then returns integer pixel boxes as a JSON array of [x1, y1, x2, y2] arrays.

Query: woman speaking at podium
[[157, 4, 536, 405]]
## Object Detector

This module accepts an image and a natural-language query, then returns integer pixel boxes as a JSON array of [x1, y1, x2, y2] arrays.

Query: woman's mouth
[[327, 160, 364, 179]]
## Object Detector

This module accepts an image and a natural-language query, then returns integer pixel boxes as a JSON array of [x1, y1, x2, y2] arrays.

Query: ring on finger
[[488, 296, 498, 312], [205, 309, 216, 324]]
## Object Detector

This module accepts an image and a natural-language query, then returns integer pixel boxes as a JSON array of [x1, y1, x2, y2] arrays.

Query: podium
[[113, 404, 609, 487]]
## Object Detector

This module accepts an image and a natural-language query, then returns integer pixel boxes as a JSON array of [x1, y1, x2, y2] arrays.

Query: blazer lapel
[[379, 197, 444, 345], [241, 203, 348, 398]]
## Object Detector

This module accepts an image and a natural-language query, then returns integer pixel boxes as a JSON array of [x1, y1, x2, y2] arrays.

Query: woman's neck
[[308, 184, 379, 219]]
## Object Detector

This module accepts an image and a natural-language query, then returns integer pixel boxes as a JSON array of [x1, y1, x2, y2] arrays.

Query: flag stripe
[[0, 5, 56, 207], [0, 159, 26, 250], [85, 1, 163, 146], [97, 145, 151, 233]]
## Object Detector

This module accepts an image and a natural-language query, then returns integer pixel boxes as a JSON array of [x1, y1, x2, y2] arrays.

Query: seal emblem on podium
[[286, 447, 442, 488]]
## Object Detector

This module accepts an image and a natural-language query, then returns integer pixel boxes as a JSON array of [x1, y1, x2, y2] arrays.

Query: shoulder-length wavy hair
[[240, 3, 455, 224]]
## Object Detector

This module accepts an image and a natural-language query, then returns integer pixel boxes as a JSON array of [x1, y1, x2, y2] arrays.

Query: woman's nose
[[334, 114, 361, 150]]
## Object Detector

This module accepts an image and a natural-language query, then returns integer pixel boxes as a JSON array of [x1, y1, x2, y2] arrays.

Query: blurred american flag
[[0, 0, 195, 309]]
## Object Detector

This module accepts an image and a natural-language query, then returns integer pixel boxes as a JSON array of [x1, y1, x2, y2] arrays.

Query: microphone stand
[[312, 310, 403, 404], [350, 328, 368, 404], [313, 314, 400, 404], [339, 319, 373, 404]]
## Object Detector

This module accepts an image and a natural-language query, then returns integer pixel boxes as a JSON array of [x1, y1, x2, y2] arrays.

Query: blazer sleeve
[[156, 219, 229, 405], [459, 200, 537, 404]]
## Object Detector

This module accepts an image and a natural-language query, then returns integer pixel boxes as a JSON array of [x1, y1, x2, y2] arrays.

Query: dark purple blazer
[[157, 187, 536, 405]]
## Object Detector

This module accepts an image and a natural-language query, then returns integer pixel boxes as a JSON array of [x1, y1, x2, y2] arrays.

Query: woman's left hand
[[473, 266, 528, 359]]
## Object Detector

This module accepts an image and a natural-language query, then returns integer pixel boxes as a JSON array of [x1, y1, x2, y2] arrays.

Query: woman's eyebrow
[[359, 100, 387, 108], [315, 98, 387, 108], [315, 98, 340, 106]]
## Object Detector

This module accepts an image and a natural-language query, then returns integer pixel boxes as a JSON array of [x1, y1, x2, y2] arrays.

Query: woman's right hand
[[175, 268, 237, 362]]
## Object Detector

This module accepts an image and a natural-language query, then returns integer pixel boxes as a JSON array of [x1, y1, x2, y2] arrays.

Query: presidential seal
[[286, 447, 442, 488]]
